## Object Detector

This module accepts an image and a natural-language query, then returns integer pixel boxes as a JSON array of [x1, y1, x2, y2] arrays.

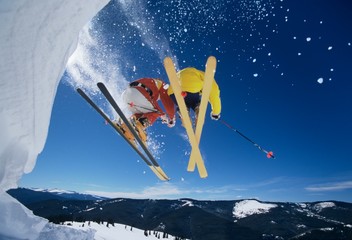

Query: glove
[[210, 112, 220, 120], [167, 117, 176, 128], [160, 114, 168, 124]]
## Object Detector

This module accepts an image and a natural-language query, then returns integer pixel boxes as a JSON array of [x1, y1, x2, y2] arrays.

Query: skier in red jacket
[[117, 78, 176, 144]]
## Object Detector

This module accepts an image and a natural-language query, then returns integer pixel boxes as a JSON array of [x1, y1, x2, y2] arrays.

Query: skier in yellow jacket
[[167, 67, 221, 121]]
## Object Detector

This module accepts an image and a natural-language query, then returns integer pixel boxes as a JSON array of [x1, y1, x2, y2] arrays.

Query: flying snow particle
[[253, 58, 257, 63], [330, 68, 334, 72], [317, 78, 324, 84], [298, 52, 302, 56], [328, 46, 333, 50], [253, 73, 258, 77], [306, 37, 311, 42]]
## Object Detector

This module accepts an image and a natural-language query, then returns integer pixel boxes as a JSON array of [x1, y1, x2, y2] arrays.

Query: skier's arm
[[209, 80, 221, 115], [159, 84, 176, 120]]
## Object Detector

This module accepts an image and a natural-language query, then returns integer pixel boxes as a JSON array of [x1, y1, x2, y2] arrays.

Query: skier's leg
[[183, 92, 201, 126], [122, 87, 156, 114], [170, 93, 190, 127], [121, 87, 159, 144]]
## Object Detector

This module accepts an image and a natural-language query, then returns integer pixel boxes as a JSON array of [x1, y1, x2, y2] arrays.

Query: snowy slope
[[65, 222, 185, 240], [233, 199, 278, 219], [0, 1, 108, 239]]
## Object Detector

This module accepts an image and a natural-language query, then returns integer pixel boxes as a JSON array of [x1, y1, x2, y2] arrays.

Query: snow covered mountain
[[8, 188, 352, 240], [31, 188, 108, 201], [1, 1, 351, 240], [7, 188, 108, 205]]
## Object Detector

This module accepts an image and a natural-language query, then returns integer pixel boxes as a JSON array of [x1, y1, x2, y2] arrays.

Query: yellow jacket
[[167, 67, 221, 115]]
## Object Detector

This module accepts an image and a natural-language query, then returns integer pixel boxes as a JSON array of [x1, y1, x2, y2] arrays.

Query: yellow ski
[[163, 57, 209, 178], [187, 56, 216, 172]]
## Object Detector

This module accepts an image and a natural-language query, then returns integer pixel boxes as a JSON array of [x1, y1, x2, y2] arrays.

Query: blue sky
[[20, 0, 352, 202]]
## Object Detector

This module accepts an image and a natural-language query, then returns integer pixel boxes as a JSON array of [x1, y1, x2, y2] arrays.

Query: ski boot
[[113, 119, 137, 147], [130, 116, 148, 145]]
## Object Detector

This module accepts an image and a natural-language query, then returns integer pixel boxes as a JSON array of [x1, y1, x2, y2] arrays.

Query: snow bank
[[0, 192, 47, 240], [0, 1, 108, 239], [37, 223, 95, 240], [233, 200, 277, 219]]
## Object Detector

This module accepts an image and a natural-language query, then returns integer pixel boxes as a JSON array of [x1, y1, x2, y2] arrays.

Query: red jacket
[[131, 78, 175, 125]]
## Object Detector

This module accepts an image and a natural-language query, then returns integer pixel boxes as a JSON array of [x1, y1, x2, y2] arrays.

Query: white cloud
[[85, 183, 247, 200], [85, 183, 185, 199], [305, 181, 352, 192], [84, 177, 288, 200]]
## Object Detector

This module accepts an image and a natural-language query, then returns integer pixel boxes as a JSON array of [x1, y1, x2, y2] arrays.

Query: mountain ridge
[[8, 188, 352, 240]]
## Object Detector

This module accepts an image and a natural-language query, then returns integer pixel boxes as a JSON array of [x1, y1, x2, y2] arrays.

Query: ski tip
[[206, 56, 217, 70], [267, 151, 275, 159], [163, 57, 173, 65], [208, 56, 216, 62]]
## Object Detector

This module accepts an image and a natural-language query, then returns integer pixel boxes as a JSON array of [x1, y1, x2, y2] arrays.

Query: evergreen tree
[[107, 218, 114, 227]]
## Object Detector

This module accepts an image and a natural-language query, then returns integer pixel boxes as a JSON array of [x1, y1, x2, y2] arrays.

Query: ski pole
[[220, 119, 275, 159], [127, 102, 172, 124], [127, 102, 162, 114]]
